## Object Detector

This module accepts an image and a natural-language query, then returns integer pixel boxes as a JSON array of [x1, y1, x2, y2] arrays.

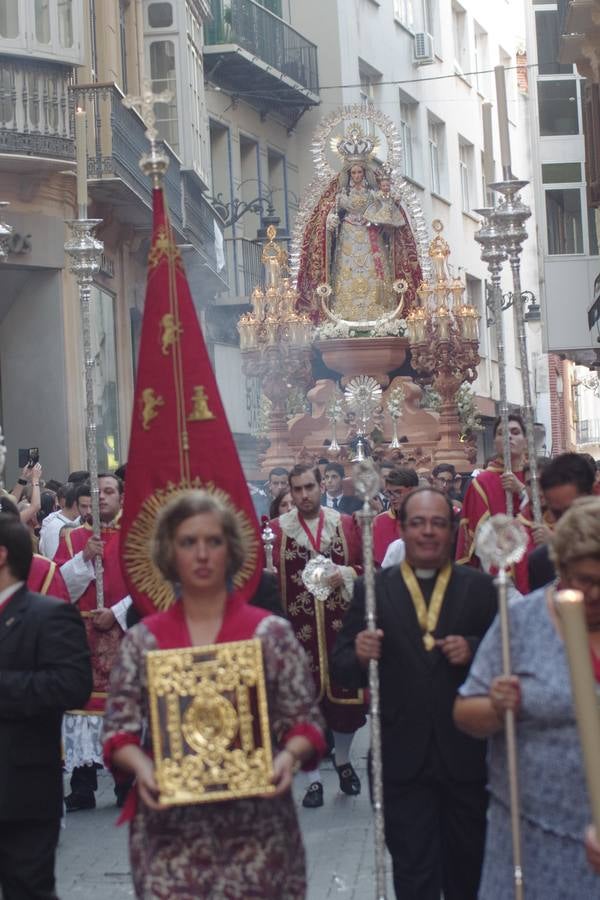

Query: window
[[542, 162, 582, 183], [119, 0, 128, 92], [535, 8, 572, 76], [543, 162, 598, 255], [359, 62, 381, 136], [473, 22, 489, 96], [35, 0, 51, 43], [546, 189, 583, 254], [148, 2, 173, 28], [458, 137, 474, 212], [538, 80, 579, 135], [0, 0, 18, 38], [149, 40, 179, 152], [452, 1, 469, 74], [422, 0, 435, 37], [58, 0, 73, 47], [428, 114, 445, 195], [89, 286, 121, 472], [394, 0, 415, 29], [267, 149, 287, 229], [399, 93, 418, 180]]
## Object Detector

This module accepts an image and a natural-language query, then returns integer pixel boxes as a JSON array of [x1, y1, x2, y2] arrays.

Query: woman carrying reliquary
[[102, 490, 325, 899]]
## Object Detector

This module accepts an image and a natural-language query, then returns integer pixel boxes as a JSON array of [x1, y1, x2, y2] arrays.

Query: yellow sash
[[400, 561, 453, 651]]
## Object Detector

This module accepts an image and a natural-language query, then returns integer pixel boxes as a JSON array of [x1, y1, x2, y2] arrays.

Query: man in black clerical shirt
[[332, 487, 497, 900]]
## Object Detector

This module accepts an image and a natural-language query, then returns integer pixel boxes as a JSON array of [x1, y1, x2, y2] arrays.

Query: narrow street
[[56, 724, 393, 899]]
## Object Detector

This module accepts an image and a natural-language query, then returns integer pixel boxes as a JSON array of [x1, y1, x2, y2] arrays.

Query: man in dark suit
[[528, 453, 595, 590], [321, 462, 362, 514], [0, 513, 93, 899], [332, 487, 497, 900]]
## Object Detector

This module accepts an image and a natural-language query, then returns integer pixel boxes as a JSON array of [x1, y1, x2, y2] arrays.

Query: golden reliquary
[[146, 638, 275, 806]]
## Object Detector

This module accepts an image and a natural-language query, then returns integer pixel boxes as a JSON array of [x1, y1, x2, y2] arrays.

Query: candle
[[494, 66, 512, 175], [555, 589, 600, 835], [75, 108, 88, 214], [482, 101, 494, 188]]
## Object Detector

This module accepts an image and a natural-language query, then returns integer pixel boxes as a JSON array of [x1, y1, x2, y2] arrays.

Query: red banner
[[120, 188, 261, 616]]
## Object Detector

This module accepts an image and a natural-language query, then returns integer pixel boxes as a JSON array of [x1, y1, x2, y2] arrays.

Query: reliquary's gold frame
[[146, 638, 275, 806]]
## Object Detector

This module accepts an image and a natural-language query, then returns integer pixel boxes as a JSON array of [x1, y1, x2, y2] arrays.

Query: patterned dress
[[459, 588, 598, 899], [332, 184, 394, 320], [103, 612, 324, 900]]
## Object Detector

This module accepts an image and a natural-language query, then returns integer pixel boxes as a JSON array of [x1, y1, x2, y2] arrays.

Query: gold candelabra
[[406, 220, 480, 470], [237, 226, 313, 469]]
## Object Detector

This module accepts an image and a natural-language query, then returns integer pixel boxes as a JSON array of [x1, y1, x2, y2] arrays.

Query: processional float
[[240, 104, 482, 475]]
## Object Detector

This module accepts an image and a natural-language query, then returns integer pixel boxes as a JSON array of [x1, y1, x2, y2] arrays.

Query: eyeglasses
[[566, 572, 600, 593], [434, 477, 453, 486]]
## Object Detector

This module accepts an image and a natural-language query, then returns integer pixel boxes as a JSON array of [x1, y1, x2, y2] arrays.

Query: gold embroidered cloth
[[147, 638, 275, 806]]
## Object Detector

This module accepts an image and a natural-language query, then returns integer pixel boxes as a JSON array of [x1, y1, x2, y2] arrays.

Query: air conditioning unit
[[413, 32, 435, 66]]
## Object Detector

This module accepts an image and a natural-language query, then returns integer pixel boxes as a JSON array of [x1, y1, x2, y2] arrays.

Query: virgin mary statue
[[295, 117, 422, 324]]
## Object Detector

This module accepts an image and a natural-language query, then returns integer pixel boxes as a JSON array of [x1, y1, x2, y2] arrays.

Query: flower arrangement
[[314, 317, 408, 341]]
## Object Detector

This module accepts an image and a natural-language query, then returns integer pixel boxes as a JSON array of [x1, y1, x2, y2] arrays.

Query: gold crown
[[331, 122, 379, 166]]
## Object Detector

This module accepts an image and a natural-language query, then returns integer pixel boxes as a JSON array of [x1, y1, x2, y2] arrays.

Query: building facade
[[0, 0, 224, 484]]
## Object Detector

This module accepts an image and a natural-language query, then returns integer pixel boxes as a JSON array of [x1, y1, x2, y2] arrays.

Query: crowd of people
[[2, 425, 600, 898]]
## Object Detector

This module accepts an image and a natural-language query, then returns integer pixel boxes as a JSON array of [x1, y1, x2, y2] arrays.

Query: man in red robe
[[373, 467, 419, 565], [0, 494, 69, 601], [456, 414, 530, 592], [270, 464, 365, 808], [54, 473, 131, 811]]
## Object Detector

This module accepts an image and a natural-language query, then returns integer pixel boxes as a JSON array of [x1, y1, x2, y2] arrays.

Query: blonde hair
[[152, 490, 246, 584], [550, 496, 600, 577]]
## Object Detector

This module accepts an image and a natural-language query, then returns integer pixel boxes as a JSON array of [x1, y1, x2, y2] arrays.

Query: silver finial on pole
[[122, 80, 172, 185], [474, 207, 513, 515], [64, 215, 105, 606], [490, 179, 541, 524], [353, 459, 387, 900]]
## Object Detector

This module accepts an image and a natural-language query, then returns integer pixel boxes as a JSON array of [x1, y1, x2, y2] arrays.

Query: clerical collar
[[415, 568, 437, 579]]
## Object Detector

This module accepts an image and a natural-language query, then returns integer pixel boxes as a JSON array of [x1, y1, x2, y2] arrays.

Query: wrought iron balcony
[[70, 82, 183, 233], [223, 236, 264, 300], [0, 57, 74, 164], [576, 418, 600, 445], [205, 0, 319, 128]]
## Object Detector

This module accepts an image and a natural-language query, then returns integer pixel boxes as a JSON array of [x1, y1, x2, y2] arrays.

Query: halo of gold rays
[[122, 478, 260, 611]]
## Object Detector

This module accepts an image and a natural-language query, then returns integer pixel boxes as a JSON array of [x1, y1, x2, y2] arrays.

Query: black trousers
[[0, 818, 60, 900], [383, 743, 487, 900]]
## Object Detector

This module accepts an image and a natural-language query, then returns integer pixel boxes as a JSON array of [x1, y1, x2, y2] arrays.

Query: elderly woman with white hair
[[453, 496, 600, 898], [102, 490, 325, 899]]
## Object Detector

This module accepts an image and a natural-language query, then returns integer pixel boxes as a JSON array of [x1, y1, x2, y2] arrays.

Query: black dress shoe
[[65, 792, 96, 812], [302, 781, 324, 808], [335, 762, 361, 796]]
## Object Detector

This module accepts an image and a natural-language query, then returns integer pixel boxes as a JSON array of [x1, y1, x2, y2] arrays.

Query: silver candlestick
[[490, 179, 542, 524], [353, 459, 387, 900], [64, 217, 105, 607], [261, 518, 276, 573], [474, 208, 513, 515]]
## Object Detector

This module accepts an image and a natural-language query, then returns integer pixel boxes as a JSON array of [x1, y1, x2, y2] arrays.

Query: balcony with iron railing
[[68, 83, 225, 277], [0, 57, 74, 166], [204, 0, 319, 128], [223, 236, 264, 299], [576, 418, 600, 445]]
